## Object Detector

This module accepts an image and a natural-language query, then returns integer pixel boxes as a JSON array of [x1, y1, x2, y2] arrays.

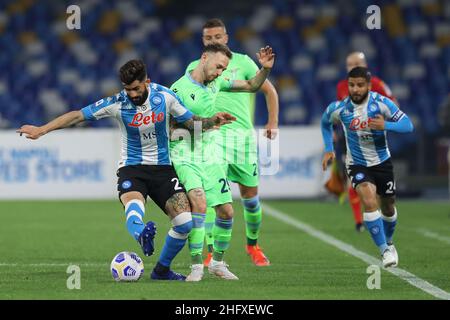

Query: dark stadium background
[[1, 0, 449, 198]]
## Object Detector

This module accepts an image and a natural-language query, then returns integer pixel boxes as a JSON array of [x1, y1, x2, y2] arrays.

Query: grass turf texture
[[0, 200, 449, 299]]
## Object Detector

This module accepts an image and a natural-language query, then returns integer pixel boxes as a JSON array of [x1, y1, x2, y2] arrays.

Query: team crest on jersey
[[151, 94, 163, 106], [369, 104, 378, 112]]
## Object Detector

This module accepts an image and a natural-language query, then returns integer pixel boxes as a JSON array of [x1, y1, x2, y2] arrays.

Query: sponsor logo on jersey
[[349, 117, 373, 131], [128, 112, 165, 127]]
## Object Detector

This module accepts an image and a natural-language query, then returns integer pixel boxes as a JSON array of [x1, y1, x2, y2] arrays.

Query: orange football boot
[[246, 244, 270, 266]]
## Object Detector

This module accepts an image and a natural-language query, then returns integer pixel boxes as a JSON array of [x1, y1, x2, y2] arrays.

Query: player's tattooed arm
[[17, 110, 85, 140], [165, 192, 191, 215], [174, 113, 236, 132]]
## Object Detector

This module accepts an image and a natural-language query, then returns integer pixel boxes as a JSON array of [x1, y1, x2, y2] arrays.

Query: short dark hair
[[119, 59, 147, 85], [203, 18, 226, 30], [347, 66, 371, 82], [203, 43, 232, 59]]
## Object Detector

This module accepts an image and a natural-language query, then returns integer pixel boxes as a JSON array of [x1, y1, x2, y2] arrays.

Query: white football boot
[[208, 259, 239, 280], [387, 243, 398, 267], [186, 264, 204, 282], [382, 247, 396, 268]]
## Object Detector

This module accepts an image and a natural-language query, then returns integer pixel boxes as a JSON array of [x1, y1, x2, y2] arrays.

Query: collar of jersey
[[186, 70, 207, 89]]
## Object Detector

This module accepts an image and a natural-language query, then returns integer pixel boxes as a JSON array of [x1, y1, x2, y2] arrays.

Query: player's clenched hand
[[16, 125, 45, 140], [322, 151, 336, 171], [368, 114, 385, 130], [264, 123, 278, 140], [213, 112, 236, 127], [256, 46, 275, 69]]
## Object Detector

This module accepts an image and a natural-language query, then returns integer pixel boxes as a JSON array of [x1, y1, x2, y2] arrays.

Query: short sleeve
[[81, 96, 119, 121], [165, 90, 193, 123]]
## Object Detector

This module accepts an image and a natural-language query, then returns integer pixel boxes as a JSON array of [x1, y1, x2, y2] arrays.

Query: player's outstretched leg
[[242, 194, 270, 266], [151, 211, 192, 281], [208, 203, 238, 280], [122, 196, 156, 257], [203, 207, 216, 266]]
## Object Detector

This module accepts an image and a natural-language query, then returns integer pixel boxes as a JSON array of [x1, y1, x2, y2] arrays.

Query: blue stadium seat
[[0, 0, 447, 158]]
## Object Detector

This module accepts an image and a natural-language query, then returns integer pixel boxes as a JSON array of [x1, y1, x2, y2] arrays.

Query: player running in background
[[332, 51, 397, 232], [170, 43, 275, 281], [321, 67, 413, 267], [17, 59, 235, 281], [186, 18, 279, 267]]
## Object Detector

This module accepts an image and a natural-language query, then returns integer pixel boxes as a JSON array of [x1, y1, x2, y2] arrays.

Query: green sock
[[204, 207, 216, 251], [188, 212, 205, 264], [212, 217, 233, 261], [242, 196, 262, 246]]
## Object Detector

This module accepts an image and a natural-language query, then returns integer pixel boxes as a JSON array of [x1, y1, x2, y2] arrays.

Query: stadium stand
[[1, 0, 449, 161]]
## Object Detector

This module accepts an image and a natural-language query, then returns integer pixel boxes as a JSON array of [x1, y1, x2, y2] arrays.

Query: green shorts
[[173, 161, 232, 207], [218, 135, 259, 188], [227, 161, 259, 187]]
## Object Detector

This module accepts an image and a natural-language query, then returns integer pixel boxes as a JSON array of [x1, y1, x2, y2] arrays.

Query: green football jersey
[[169, 70, 232, 163], [186, 52, 259, 131]]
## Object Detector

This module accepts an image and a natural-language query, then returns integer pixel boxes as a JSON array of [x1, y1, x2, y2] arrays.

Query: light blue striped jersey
[[323, 91, 406, 167], [81, 82, 193, 167]]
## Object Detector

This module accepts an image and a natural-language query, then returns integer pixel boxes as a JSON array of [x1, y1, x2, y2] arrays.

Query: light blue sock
[[364, 210, 388, 254], [125, 200, 146, 240], [382, 208, 397, 244], [158, 212, 193, 267]]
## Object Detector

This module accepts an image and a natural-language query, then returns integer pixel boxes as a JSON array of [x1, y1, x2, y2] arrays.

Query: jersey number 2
[[386, 181, 395, 194], [171, 178, 183, 191], [219, 178, 231, 193]]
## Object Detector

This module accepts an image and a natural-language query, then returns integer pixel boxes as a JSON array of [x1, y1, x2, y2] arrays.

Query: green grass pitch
[[0, 199, 449, 299]]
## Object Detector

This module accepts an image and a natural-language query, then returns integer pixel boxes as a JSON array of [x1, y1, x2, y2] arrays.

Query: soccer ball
[[110, 251, 144, 282]]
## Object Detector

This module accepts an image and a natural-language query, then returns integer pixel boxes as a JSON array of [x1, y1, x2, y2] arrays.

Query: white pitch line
[[263, 203, 450, 300], [416, 228, 450, 246], [0, 263, 108, 267], [0, 262, 187, 268]]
